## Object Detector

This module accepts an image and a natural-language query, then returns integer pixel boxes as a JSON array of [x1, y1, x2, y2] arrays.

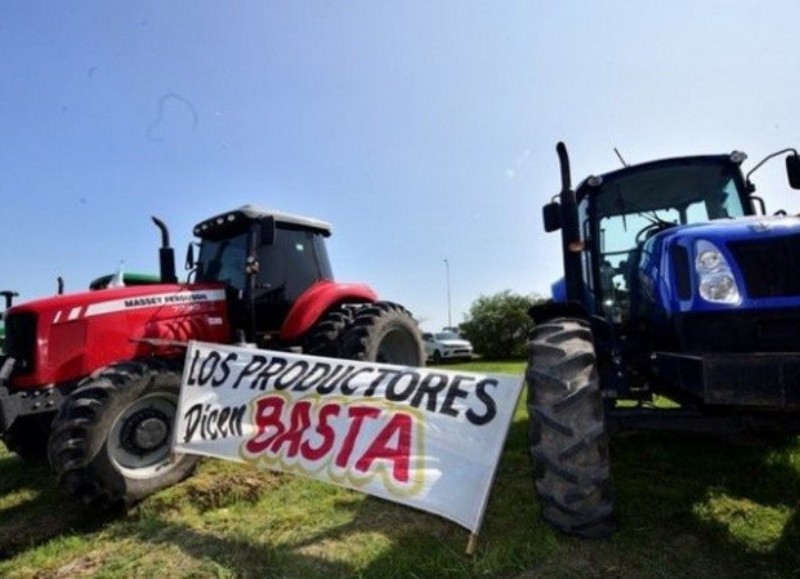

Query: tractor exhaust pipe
[[555, 142, 584, 302], [151, 216, 178, 284], [557, 141, 572, 192], [0, 290, 18, 310]]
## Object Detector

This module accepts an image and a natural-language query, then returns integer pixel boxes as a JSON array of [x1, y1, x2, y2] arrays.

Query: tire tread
[[525, 317, 617, 539]]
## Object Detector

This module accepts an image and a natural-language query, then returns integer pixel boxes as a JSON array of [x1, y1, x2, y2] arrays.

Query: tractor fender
[[528, 299, 588, 325], [280, 280, 377, 342]]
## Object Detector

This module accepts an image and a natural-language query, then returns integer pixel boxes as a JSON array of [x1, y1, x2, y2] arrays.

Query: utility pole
[[444, 258, 452, 329]]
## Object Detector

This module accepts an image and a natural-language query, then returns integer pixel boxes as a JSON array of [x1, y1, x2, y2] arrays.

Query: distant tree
[[460, 290, 543, 360]]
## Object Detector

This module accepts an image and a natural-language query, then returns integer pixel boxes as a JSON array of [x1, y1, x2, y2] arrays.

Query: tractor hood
[[7, 283, 226, 320], [654, 214, 800, 247], [643, 214, 800, 314], [4, 283, 231, 388]]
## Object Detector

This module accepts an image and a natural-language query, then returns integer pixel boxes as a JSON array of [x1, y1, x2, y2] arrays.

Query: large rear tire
[[525, 318, 616, 538], [47, 359, 199, 507], [341, 301, 425, 366], [303, 305, 354, 358]]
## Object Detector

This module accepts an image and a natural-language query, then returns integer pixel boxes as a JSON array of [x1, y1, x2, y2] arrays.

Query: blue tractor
[[526, 142, 800, 538]]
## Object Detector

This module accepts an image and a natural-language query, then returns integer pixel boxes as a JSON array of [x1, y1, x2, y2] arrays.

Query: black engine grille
[[728, 234, 800, 298], [676, 308, 800, 353], [4, 312, 37, 375]]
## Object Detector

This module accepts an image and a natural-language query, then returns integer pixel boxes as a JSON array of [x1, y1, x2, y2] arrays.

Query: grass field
[[1, 360, 799, 578]]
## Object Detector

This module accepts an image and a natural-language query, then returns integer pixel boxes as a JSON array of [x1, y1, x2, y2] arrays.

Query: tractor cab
[[191, 205, 336, 341], [573, 154, 752, 326]]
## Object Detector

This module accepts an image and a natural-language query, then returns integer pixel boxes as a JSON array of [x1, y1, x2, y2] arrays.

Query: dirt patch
[[145, 468, 283, 514], [36, 553, 105, 579]]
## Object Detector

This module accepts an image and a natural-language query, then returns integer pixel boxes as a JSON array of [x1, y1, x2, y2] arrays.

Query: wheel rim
[[109, 392, 179, 479], [376, 327, 422, 365]]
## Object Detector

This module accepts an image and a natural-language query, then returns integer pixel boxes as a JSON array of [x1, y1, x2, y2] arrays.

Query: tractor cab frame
[[191, 206, 346, 345]]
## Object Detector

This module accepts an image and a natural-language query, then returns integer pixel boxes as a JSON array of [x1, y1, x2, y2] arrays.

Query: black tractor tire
[[340, 301, 425, 366], [47, 359, 199, 508], [525, 317, 616, 539], [303, 305, 354, 358], [2, 414, 54, 462]]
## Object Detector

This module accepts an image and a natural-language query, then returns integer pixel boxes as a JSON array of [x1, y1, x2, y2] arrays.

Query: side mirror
[[260, 216, 276, 245], [787, 154, 800, 189], [542, 202, 562, 232]]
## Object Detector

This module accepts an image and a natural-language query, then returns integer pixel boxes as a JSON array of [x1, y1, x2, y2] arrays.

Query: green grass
[[1, 360, 799, 577]]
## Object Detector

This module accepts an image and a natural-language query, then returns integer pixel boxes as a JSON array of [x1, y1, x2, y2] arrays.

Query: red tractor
[[0, 205, 424, 506]]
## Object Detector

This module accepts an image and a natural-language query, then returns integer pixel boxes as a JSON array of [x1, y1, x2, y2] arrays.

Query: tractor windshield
[[577, 156, 748, 318], [196, 231, 249, 290], [589, 160, 747, 254]]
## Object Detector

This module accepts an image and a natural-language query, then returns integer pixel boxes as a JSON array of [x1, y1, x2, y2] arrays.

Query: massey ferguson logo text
[[54, 289, 228, 324], [124, 292, 210, 308]]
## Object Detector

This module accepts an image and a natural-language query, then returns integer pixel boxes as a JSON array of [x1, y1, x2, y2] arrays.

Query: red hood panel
[[8, 283, 231, 388]]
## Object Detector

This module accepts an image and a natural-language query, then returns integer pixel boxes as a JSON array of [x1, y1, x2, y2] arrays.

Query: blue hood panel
[[644, 215, 800, 314], [659, 215, 800, 245]]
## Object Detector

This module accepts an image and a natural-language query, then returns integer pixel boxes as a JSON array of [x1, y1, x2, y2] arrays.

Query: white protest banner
[[172, 341, 524, 533]]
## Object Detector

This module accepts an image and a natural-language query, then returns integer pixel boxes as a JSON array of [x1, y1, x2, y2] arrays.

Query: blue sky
[[2, 1, 800, 331]]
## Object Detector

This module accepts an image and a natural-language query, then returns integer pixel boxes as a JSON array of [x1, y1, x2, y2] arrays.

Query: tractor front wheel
[[47, 359, 199, 507], [526, 318, 616, 538], [341, 302, 425, 366]]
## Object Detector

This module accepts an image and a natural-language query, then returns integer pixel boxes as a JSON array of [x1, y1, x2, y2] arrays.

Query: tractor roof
[[193, 205, 332, 238], [575, 153, 746, 217]]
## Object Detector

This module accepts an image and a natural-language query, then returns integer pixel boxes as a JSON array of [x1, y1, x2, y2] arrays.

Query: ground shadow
[[109, 518, 356, 578], [610, 430, 800, 573], [0, 454, 118, 560], [3, 416, 800, 576]]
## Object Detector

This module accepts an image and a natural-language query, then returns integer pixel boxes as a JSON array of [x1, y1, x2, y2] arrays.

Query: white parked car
[[422, 331, 474, 363]]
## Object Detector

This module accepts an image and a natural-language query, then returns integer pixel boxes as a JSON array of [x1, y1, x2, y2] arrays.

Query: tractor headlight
[[699, 274, 739, 302], [695, 240, 740, 304], [696, 249, 723, 274]]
